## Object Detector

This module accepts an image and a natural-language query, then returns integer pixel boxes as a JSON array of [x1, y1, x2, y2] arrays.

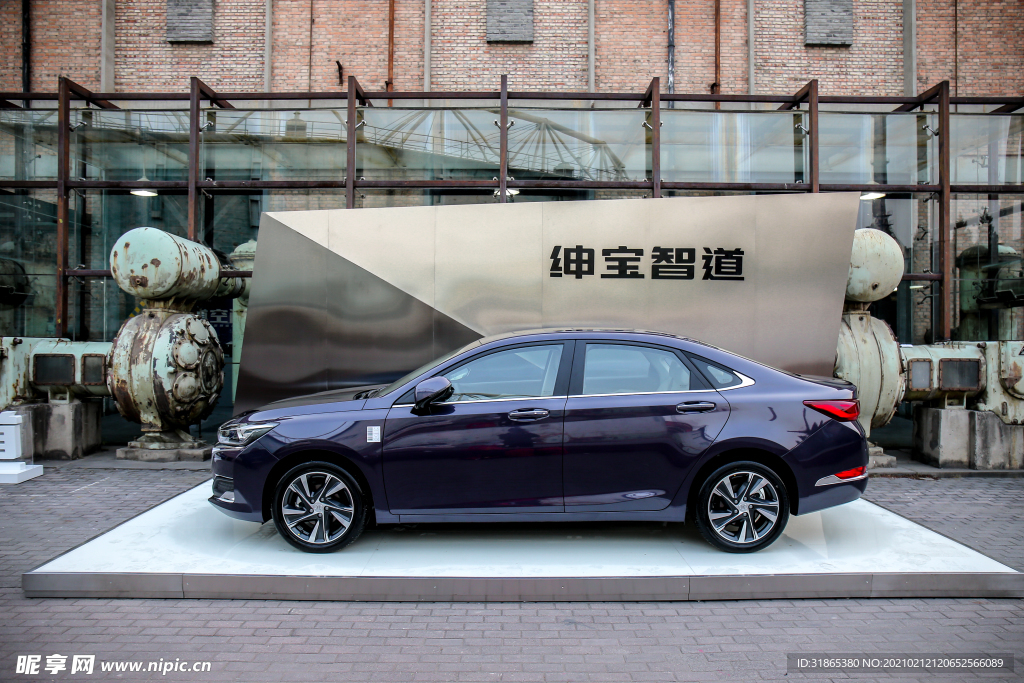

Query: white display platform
[[24, 483, 1023, 601]]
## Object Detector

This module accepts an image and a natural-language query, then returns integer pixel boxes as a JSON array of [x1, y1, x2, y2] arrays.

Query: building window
[[804, 0, 853, 47], [487, 0, 534, 43], [166, 0, 214, 43]]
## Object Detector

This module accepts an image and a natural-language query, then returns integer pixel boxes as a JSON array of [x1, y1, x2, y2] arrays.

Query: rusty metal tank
[[110, 227, 223, 304], [107, 307, 223, 436]]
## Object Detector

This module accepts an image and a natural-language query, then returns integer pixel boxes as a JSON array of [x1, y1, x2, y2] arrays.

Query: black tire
[[271, 461, 368, 553], [694, 460, 790, 553]]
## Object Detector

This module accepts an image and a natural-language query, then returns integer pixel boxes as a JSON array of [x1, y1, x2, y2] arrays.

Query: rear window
[[688, 355, 743, 389]]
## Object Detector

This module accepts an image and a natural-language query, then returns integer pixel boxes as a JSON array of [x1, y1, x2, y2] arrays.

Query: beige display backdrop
[[236, 194, 860, 414]]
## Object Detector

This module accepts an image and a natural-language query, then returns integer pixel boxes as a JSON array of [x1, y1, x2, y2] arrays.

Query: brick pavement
[[0, 468, 1021, 683]]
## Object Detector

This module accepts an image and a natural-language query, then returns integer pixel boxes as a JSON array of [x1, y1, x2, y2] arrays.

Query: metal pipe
[[588, 0, 595, 92], [21, 0, 30, 105], [667, 0, 674, 102], [264, 0, 273, 91], [902, 0, 916, 96], [424, 0, 431, 92], [651, 78, 661, 198], [387, 0, 395, 105], [714, 0, 721, 104], [747, 0, 754, 99]]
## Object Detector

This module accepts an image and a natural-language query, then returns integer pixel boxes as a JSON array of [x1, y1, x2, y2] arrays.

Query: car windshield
[[373, 340, 481, 397]]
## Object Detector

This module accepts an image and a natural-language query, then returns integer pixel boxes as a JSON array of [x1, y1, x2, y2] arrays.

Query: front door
[[383, 342, 572, 514], [562, 341, 729, 511]]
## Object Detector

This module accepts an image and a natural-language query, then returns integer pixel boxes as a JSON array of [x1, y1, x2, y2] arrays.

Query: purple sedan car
[[211, 329, 868, 553]]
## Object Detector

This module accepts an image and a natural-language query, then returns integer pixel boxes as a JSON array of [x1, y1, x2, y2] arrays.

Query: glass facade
[[0, 93, 1021, 350], [662, 110, 809, 184]]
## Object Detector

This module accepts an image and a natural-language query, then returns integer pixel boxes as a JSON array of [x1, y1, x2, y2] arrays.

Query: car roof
[[475, 328, 690, 346]]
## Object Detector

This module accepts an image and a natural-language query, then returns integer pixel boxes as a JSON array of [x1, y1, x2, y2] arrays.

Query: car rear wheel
[[694, 461, 789, 553], [272, 461, 368, 553]]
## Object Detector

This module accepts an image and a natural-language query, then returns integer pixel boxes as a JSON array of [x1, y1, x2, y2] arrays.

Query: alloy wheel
[[279, 470, 355, 545], [706, 470, 781, 545]]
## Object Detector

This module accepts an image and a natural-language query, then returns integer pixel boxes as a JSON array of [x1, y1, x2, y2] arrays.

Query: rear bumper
[[785, 419, 869, 516]]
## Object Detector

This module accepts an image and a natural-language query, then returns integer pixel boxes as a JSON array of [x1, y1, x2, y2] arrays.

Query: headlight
[[217, 421, 278, 447]]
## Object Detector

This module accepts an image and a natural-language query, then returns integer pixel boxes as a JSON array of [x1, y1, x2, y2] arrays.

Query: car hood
[[249, 384, 384, 417]]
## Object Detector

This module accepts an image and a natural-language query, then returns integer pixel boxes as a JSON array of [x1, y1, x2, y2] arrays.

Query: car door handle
[[508, 408, 550, 421], [676, 401, 716, 413]]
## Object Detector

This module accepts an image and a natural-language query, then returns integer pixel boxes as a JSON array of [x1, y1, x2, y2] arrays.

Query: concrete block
[[913, 405, 969, 468], [8, 400, 102, 460], [968, 411, 1024, 470]]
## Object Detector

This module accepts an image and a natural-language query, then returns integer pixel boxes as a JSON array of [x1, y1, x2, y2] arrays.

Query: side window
[[441, 344, 563, 402], [688, 355, 743, 389], [581, 344, 693, 395]]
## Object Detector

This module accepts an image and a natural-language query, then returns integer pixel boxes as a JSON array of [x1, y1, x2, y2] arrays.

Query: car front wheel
[[272, 461, 368, 553], [694, 461, 790, 553]]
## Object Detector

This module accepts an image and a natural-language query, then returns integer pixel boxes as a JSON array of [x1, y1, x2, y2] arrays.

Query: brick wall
[[1, 0, 105, 91], [2, 1, 1021, 101], [917, 0, 1024, 97], [431, 0, 588, 91], [753, 0, 904, 96], [115, 0, 265, 93], [0, 0, 22, 91]]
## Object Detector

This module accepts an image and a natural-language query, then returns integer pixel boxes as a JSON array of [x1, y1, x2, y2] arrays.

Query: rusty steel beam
[[989, 99, 1024, 114], [499, 75, 508, 203], [346, 75, 358, 208], [652, 78, 661, 198], [893, 82, 943, 112], [808, 80, 819, 193], [902, 273, 942, 281], [55, 77, 70, 338], [938, 80, 952, 341], [778, 80, 815, 111], [187, 78, 201, 240]]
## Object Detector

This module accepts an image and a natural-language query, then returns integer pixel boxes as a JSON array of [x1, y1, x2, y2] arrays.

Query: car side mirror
[[414, 377, 454, 411]]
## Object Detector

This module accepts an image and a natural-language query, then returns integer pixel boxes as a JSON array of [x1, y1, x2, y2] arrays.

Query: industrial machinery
[[1, 218, 1022, 469], [834, 228, 1024, 470]]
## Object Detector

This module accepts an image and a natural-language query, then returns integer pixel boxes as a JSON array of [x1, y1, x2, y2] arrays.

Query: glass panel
[[71, 109, 190, 182], [0, 109, 60, 181], [950, 115, 1024, 186], [819, 112, 938, 185], [442, 344, 563, 401], [360, 108, 498, 181], [855, 195, 937, 345], [582, 343, 693, 395], [0, 190, 58, 337], [201, 109, 347, 181], [951, 194, 1024, 341], [506, 108, 648, 181], [661, 110, 808, 183]]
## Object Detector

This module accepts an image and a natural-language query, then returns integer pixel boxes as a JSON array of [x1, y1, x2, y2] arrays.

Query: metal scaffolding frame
[[0, 76, 1022, 340]]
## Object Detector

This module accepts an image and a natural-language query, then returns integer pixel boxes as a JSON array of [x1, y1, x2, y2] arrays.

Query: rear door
[[562, 340, 730, 511], [383, 342, 572, 514]]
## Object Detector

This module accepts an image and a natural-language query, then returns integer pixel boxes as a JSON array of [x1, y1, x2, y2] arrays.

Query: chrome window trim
[[568, 388, 715, 399], [815, 472, 868, 487], [393, 395, 568, 408], [715, 371, 756, 391]]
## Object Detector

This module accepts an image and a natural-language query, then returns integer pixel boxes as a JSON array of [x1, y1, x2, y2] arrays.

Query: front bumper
[[208, 445, 265, 522]]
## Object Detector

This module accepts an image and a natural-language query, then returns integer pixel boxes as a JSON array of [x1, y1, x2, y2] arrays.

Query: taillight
[[834, 465, 866, 480], [803, 399, 860, 422]]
